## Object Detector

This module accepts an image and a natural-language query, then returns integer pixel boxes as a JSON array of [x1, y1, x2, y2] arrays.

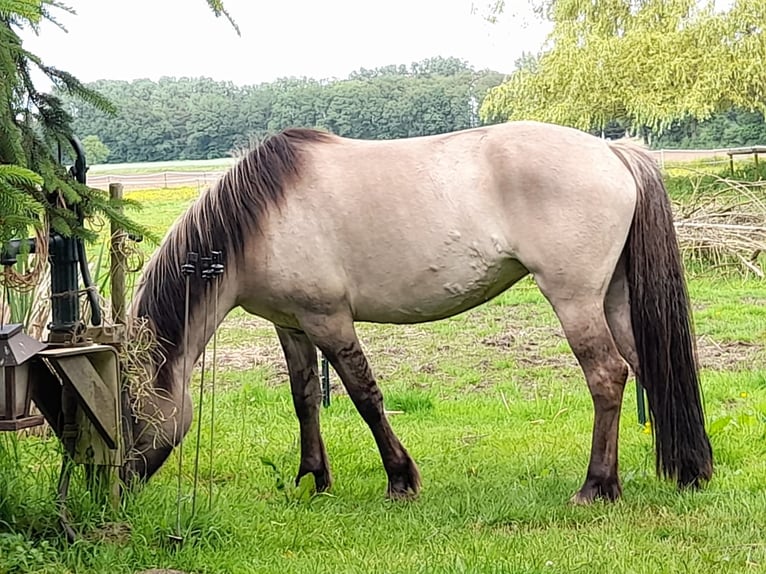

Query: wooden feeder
[[0, 323, 46, 431]]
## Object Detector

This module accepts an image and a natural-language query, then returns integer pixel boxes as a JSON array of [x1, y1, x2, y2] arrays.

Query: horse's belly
[[350, 247, 529, 324]]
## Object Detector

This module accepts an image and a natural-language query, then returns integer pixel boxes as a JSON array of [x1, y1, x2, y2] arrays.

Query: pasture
[[88, 158, 237, 176], [2, 173, 766, 574]]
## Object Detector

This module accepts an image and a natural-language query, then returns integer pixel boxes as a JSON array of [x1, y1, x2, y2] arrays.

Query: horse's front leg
[[276, 327, 332, 492], [300, 313, 421, 499]]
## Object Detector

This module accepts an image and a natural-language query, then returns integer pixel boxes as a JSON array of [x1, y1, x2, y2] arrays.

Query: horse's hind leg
[[299, 313, 421, 499], [540, 287, 630, 504], [276, 327, 332, 491], [604, 257, 639, 377]]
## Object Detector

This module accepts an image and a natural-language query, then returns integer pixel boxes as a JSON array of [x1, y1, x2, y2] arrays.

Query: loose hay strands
[[120, 316, 165, 422], [673, 174, 766, 277]]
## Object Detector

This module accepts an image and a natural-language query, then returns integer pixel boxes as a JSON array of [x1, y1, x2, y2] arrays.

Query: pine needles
[[1, 4, 154, 254]]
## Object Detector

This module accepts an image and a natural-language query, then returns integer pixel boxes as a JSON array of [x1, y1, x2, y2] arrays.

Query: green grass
[[664, 160, 766, 199], [1, 179, 766, 573]]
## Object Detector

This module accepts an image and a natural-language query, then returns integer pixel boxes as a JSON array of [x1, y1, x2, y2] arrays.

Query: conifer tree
[[0, 0, 235, 245]]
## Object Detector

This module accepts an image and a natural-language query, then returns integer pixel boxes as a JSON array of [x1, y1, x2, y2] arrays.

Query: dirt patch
[[481, 333, 515, 349], [696, 337, 765, 370], [482, 325, 575, 371], [214, 345, 286, 376], [208, 311, 762, 390], [418, 362, 437, 374], [482, 327, 763, 373], [210, 334, 762, 382]]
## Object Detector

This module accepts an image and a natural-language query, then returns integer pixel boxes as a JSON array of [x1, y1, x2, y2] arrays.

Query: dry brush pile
[[673, 174, 766, 277]]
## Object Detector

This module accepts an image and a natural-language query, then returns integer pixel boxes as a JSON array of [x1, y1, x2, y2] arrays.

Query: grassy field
[[89, 158, 236, 175], [1, 179, 766, 574]]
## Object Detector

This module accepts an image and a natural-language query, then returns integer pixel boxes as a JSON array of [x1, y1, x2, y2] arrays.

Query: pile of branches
[[673, 176, 766, 277]]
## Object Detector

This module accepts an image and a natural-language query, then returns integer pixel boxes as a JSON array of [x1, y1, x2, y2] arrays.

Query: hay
[[120, 316, 166, 423], [673, 175, 766, 277]]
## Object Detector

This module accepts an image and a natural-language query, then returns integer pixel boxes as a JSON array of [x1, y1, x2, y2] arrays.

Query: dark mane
[[134, 127, 332, 364]]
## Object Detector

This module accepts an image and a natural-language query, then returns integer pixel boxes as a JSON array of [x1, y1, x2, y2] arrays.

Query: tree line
[[62, 57, 506, 164], [67, 57, 766, 166], [653, 109, 766, 150]]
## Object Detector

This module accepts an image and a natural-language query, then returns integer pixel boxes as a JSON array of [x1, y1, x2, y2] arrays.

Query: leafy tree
[[410, 56, 472, 77], [481, 0, 766, 135], [82, 135, 110, 164]]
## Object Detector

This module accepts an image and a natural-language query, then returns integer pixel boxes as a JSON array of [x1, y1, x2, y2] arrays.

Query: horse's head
[[118, 127, 279, 485], [120, 331, 193, 487]]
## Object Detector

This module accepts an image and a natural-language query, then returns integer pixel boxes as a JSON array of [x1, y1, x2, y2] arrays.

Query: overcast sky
[[19, 0, 551, 86]]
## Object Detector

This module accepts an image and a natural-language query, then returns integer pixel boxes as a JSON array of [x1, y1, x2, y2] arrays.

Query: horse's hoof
[[385, 458, 421, 500], [569, 476, 622, 505], [386, 484, 419, 500], [296, 467, 333, 493]]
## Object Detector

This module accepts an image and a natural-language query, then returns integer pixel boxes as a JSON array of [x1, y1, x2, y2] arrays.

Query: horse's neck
[[163, 278, 238, 395]]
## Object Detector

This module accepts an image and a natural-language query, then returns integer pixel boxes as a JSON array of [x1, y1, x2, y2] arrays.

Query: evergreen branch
[[38, 0, 74, 33], [0, 172, 44, 242], [205, 0, 240, 35], [0, 163, 43, 187], [0, 178, 43, 212], [36, 63, 117, 115], [0, 0, 43, 24]]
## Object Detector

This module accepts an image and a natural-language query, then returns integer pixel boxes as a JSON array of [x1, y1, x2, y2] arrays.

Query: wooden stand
[[30, 344, 123, 510]]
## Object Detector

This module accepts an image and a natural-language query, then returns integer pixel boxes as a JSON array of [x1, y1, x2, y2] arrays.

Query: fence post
[[109, 183, 126, 325], [102, 183, 127, 509]]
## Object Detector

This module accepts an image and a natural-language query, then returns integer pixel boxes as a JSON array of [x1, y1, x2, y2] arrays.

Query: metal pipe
[[77, 239, 101, 326], [1, 238, 37, 266], [67, 135, 87, 185], [48, 234, 80, 336]]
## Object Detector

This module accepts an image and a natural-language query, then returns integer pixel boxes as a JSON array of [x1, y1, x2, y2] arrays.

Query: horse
[[123, 120, 713, 504]]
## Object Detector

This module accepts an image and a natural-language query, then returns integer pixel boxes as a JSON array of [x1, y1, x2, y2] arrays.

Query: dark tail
[[609, 142, 713, 488]]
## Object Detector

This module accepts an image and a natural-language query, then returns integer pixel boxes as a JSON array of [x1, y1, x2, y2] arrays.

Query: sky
[[19, 0, 551, 87]]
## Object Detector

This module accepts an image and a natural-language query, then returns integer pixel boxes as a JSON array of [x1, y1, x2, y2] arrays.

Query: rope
[[0, 223, 49, 293]]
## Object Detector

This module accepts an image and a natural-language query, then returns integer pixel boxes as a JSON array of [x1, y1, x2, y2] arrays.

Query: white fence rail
[[87, 171, 226, 191]]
